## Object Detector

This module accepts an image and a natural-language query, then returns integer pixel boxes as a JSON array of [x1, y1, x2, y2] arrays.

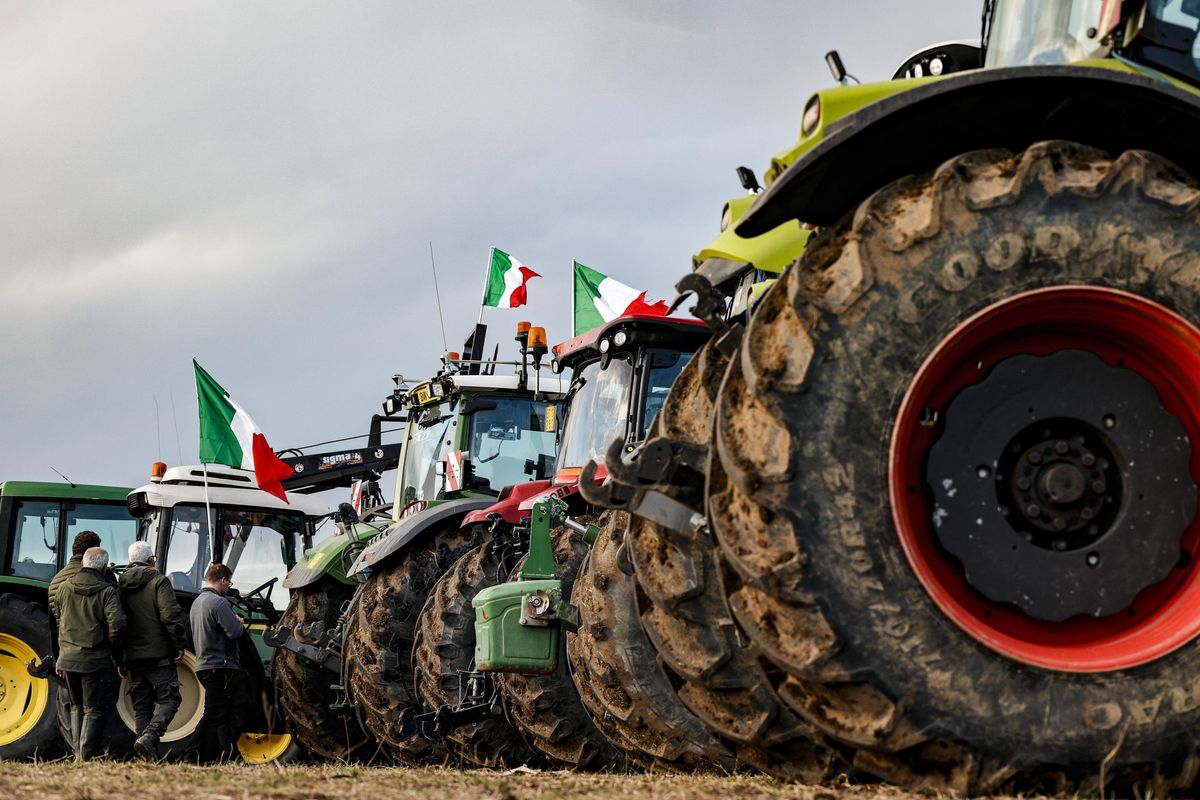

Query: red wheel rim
[[891, 286, 1200, 671]]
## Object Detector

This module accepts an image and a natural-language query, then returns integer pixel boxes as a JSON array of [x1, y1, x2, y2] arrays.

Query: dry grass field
[[0, 762, 1048, 800]]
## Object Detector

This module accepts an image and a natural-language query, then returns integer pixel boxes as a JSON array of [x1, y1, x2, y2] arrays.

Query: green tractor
[[0, 482, 138, 760], [268, 323, 564, 762], [402, 313, 711, 770], [598, 0, 1200, 793]]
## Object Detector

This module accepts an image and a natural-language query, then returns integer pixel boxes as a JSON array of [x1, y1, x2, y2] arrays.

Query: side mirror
[[462, 398, 499, 415], [736, 166, 761, 193]]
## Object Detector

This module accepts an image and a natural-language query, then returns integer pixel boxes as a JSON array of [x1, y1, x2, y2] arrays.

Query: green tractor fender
[[738, 64, 1200, 237], [346, 496, 495, 579], [282, 520, 388, 590]]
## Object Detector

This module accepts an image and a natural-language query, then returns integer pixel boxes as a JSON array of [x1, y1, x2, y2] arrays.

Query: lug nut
[[1087, 552, 1101, 567], [1026, 504, 1042, 518], [1053, 539, 1067, 551], [1080, 508, 1094, 521], [1081, 453, 1095, 467], [1092, 480, 1106, 494], [1028, 451, 1043, 465], [1055, 440, 1069, 455], [1052, 517, 1067, 531], [1017, 477, 1031, 491]]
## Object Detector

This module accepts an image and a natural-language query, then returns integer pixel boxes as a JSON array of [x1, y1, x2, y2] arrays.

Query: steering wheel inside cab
[[226, 576, 281, 624]]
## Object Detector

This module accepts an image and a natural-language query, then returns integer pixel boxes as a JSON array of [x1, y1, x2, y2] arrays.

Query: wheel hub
[[927, 348, 1196, 622]]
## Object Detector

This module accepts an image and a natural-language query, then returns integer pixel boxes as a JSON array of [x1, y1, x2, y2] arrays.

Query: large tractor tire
[[568, 510, 734, 771], [496, 524, 625, 771], [0, 595, 62, 760], [412, 538, 540, 768], [712, 141, 1200, 794], [274, 579, 372, 762], [343, 522, 485, 764], [623, 343, 836, 782]]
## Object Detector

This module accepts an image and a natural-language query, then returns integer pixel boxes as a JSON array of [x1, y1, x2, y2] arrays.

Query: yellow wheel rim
[[237, 732, 293, 764], [115, 650, 205, 743], [0, 633, 49, 746]]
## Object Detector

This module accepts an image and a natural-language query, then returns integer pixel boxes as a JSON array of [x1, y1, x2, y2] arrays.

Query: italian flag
[[573, 261, 669, 336], [194, 360, 294, 502], [482, 248, 540, 308]]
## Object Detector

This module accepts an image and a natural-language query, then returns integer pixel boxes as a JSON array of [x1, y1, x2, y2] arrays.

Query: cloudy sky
[[0, 1, 979, 496]]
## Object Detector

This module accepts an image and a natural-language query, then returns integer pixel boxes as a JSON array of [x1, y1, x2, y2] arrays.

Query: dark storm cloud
[[0, 1, 979, 490]]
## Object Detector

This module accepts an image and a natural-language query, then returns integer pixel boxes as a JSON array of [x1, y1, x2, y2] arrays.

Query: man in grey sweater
[[189, 562, 245, 762]]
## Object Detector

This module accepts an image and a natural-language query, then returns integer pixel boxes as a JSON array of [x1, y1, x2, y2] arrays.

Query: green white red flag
[[572, 261, 669, 336], [194, 360, 293, 502], [482, 248, 539, 308]]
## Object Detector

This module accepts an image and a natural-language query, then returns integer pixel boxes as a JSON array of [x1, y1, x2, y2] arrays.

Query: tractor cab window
[[466, 396, 557, 492], [557, 357, 634, 471], [639, 349, 695, 440], [8, 500, 60, 582], [66, 503, 137, 568], [986, 0, 1108, 67], [1139, 0, 1200, 80], [220, 508, 302, 609], [162, 505, 212, 594], [396, 399, 456, 513]]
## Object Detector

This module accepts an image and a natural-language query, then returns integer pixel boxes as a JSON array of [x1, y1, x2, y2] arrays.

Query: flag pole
[[477, 247, 496, 326], [202, 461, 216, 567], [571, 259, 577, 338]]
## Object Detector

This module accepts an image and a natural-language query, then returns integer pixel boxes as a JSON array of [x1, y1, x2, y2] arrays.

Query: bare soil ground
[[0, 762, 1047, 800]]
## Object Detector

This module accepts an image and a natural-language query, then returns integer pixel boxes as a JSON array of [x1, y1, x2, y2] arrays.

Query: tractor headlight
[[801, 94, 821, 137]]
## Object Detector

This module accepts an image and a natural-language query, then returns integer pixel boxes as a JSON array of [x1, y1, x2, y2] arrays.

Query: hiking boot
[[133, 731, 160, 761]]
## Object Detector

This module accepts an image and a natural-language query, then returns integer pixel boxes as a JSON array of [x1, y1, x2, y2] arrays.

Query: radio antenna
[[50, 467, 76, 488], [429, 241, 450, 355]]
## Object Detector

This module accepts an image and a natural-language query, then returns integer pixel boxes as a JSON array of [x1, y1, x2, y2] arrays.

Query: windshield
[[986, 0, 1108, 67], [158, 504, 302, 607], [557, 357, 633, 470], [467, 396, 558, 491], [395, 399, 456, 513], [640, 350, 694, 440]]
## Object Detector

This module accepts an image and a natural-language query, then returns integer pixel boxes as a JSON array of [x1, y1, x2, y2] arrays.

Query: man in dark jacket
[[55, 546, 126, 761], [189, 562, 245, 763], [48, 530, 102, 656], [119, 540, 187, 760]]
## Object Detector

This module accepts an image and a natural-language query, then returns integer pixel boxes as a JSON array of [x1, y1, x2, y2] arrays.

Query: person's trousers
[[63, 667, 117, 760], [126, 659, 182, 738], [195, 668, 246, 763]]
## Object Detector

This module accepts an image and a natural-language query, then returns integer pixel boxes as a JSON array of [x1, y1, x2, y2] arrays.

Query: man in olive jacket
[[48, 530, 102, 657], [120, 540, 186, 760], [55, 547, 126, 761]]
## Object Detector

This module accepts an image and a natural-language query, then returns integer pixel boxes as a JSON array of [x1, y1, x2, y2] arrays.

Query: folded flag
[[194, 360, 294, 502], [483, 248, 540, 308], [573, 261, 669, 336]]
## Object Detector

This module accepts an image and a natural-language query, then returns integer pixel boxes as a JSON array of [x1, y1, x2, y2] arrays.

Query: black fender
[[738, 65, 1200, 235], [346, 497, 495, 578]]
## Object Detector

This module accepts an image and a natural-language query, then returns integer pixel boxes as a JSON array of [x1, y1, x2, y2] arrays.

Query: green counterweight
[[472, 497, 585, 675]]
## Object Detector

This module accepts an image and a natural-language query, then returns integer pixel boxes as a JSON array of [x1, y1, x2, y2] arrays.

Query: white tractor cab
[[120, 462, 329, 763]]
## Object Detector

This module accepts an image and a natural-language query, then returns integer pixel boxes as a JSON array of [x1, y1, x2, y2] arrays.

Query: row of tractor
[[9, 0, 1200, 793]]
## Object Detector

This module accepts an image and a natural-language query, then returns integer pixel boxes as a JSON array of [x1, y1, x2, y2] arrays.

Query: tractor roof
[[131, 465, 330, 517], [552, 313, 710, 371]]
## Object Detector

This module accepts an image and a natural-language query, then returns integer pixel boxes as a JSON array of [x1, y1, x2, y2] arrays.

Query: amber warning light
[[150, 461, 168, 481]]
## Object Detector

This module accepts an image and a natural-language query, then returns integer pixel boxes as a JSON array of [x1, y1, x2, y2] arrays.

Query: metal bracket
[[583, 435, 708, 511], [26, 655, 57, 680], [395, 671, 499, 740], [672, 268, 747, 357], [263, 620, 344, 675]]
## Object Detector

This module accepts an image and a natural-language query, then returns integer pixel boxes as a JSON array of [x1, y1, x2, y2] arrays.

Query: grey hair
[[82, 547, 109, 571], [128, 541, 155, 564]]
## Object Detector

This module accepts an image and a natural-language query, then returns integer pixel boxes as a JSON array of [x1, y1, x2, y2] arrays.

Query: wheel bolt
[[1017, 477, 1031, 491], [1092, 480, 1106, 493], [1080, 508, 1094, 521], [1087, 552, 1101, 567], [1055, 440, 1069, 454], [1053, 539, 1067, 551], [1052, 517, 1067, 530], [1081, 453, 1095, 467], [1026, 504, 1041, 518], [1028, 451, 1043, 465]]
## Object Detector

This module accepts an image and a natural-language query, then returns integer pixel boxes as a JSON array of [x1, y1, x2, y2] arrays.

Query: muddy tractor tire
[[568, 510, 733, 771], [412, 538, 540, 769], [496, 524, 625, 771], [0, 595, 63, 760], [623, 344, 836, 782], [712, 141, 1200, 794], [343, 522, 485, 764], [274, 580, 371, 762]]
